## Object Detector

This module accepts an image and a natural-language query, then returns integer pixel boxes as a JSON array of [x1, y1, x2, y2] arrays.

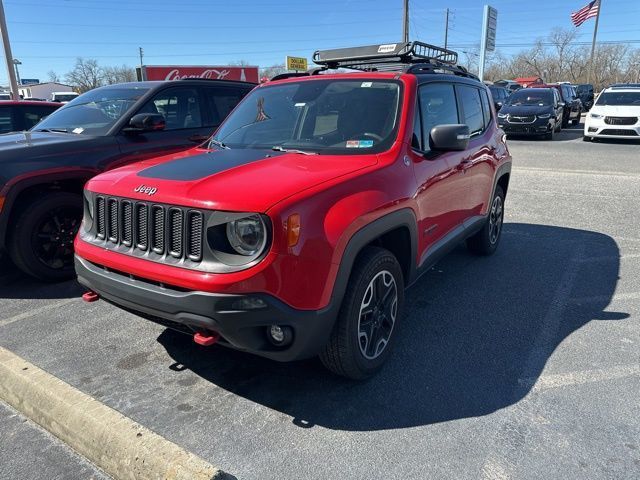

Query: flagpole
[[587, 0, 602, 85]]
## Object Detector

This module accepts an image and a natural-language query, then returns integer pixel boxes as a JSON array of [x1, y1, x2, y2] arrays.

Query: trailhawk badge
[[134, 185, 157, 196]]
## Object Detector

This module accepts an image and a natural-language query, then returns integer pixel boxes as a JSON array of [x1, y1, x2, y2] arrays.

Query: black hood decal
[[137, 149, 285, 181]]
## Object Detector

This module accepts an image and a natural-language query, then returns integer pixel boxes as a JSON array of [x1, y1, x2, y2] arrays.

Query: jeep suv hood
[[87, 147, 378, 212]]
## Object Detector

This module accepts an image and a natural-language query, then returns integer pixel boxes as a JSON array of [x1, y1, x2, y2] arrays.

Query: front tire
[[8, 192, 82, 282], [467, 186, 505, 256], [320, 247, 404, 380]]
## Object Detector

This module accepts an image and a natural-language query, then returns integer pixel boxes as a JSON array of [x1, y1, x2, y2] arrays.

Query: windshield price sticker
[[346, 140, 374, 148], [361, 82, 373, 88]]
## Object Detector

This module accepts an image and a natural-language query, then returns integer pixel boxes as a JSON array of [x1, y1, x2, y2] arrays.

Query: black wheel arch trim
[[0, 169, 95, 250], [330, 208, 419, 309]]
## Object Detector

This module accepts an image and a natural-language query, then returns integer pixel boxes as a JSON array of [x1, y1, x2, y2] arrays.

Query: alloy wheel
[[357, 270, 398, 360], [489, 195, 503, 245]]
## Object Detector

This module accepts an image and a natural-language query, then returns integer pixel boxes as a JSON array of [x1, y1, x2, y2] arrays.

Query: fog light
[[268, 325, 293, 346], [588, 127, 598, 132]]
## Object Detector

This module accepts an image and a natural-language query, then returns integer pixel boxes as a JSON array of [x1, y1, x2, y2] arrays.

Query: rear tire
[[545, 128, 554, 141], [8, 192, 82, 282], [467, 185, 505, 256], [320, 247, 404, 380], [582, 135, 592, 142]]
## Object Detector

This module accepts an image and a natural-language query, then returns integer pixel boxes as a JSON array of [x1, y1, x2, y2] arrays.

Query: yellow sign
[[286, 56, 308, 71]]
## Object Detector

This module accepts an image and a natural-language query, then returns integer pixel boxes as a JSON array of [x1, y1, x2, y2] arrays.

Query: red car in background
[[0, 100, 61, 134]]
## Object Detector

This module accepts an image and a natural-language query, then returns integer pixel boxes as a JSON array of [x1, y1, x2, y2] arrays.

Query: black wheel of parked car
[[8, 192, 82, 282], [583, 135, 592, 142], [572, 115, 581, 126], [562, 115, 570, 128], [320, 246, 404, 380], [467, 186, 505, 256], [555, 120, 562, 133]]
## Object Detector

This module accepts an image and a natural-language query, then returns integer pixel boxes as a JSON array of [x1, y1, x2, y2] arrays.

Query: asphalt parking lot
[[1, 121, 639, 479]]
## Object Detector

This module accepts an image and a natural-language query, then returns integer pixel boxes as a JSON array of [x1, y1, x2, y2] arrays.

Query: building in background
[[17, 82, 75, 100]]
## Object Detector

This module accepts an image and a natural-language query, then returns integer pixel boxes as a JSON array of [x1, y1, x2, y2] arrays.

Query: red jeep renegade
[[75, 42, 512, 379]]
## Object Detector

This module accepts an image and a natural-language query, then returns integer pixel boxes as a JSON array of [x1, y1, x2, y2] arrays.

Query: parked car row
[[584, 84, 640, 141]]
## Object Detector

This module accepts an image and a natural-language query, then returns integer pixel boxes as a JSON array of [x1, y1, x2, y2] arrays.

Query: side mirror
[[558, 102, 566, 108], [124, 113, 166, 133], [495, 101, 503, 110], [430, 124, 470, 152]]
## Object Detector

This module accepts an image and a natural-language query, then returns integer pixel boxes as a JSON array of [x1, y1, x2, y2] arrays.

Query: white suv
[[584, 84, 640, 141]]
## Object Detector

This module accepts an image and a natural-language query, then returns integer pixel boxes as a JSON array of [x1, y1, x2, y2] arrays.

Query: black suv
[[574, 83, 594, 110], [0, 79, 254, 281]]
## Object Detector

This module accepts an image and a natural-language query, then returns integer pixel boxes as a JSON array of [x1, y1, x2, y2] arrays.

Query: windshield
[[506, 90, 553, 106], [211, 79, 401, 154], [33, 87, 150, 135], [596, 91, 640, 106]]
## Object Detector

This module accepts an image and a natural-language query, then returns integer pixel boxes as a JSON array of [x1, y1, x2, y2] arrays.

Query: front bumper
[[499, 118, 552, 136], [75, 255, 337, 361], [584, 117, 640, 139]]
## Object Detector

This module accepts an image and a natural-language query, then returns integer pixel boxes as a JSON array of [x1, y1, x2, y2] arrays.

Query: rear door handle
[[188, 134, 209, 143]]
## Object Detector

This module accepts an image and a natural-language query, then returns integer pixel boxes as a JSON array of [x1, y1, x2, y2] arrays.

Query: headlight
[[497, 113, 508, 118], [226, 215, 267, 256], [538, 114, 551, 119], [590, 113, 603, 119]]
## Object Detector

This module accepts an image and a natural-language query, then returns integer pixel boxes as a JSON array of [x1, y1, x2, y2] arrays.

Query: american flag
[[571, 0, 600, 27]]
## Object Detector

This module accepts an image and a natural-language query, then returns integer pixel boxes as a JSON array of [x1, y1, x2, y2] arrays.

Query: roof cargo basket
[[313, 41, 458, 71]]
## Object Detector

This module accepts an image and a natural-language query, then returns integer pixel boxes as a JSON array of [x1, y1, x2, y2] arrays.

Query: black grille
[[599, 129, 638, 136], [94, 196, 204, 262], [187, 211, 203, 262], [168, 208, 184, 258], [107, 199, 118, 242], [604, 116, 637, 126], [151, 206, 165, 254], [508, 115, 536, 123], [96, 197, 106, 239]]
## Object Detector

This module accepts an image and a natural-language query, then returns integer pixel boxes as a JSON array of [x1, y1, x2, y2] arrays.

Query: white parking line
[[515, 166, 640, 178], [518, 364, 640, 392], [0, 298, 78, 327]]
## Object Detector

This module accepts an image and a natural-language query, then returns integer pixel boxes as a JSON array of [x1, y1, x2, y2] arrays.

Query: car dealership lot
[[1, 122, 639, 479]]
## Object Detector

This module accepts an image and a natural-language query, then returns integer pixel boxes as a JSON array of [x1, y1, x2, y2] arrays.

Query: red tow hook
[[193, 332, 220, 346], [82, 291, 99, 303]]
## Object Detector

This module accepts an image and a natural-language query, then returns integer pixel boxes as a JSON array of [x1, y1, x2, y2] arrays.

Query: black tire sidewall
[[338, 248, 405, 378], [8, 192, 82, 281]]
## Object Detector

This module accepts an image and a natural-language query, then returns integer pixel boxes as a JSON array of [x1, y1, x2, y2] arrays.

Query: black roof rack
[[609, 83, 640, 89], [308, 41, 478, 80], [313, 41, 458, 70]]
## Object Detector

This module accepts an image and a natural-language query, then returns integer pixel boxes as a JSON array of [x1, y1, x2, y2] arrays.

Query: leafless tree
[[47, 70, 61, 83], [102, 65, 136, 84], [65, 58, 104, 92]]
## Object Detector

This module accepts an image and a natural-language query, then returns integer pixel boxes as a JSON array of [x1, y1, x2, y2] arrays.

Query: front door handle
[[188, 134, 209, 143]]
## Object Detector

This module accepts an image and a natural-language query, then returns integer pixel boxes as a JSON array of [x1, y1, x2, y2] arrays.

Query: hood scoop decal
[[137, 149, 285, 181]]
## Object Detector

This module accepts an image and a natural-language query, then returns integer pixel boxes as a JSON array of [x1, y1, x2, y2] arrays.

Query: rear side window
[[204, 86, 250, 128], [0, 106, 13, 134], [457, 85, 484, 137], [418, 83, 459, 151]]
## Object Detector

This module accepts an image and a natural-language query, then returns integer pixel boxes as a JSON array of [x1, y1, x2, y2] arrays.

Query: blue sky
[[1, 0, 639, 84]]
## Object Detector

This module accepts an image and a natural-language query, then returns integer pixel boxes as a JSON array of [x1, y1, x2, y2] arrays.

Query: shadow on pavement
[[158, 223, 627, 431], [506, 124, 584, 142]]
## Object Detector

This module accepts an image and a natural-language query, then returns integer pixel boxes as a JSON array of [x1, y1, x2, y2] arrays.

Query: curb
[[0, 346, 234, 480]]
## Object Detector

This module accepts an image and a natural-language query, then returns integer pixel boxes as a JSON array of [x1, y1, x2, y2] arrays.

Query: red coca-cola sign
[[142, 65, 259, 83]]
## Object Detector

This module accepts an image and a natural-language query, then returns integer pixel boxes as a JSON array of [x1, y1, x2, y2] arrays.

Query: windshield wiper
[[271, 146, 317, 155], [209, 138, 230, 150], [34, 128, 71, 133]]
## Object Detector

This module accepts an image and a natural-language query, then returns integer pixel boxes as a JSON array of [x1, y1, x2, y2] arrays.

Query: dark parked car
[[0, 100, 61, 134], [529, 83, 582, 127], [493, 80, 522, 92], [497, 87, 564, 140], [0, 79, 255, 281], [488, 85, 510, 111], [574, 83, 594, 110]]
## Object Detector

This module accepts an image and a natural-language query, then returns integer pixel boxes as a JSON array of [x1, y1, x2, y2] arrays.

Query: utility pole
[[12, 58, 20, 84], [0, 0, 19, 100], [444, 8, 450, 49], [138, 47, 145, 81], [587, 0, 602, 85], [402, 0, 409, 43]]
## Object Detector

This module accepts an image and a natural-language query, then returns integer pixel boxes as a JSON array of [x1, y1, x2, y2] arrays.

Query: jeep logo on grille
[[134, 185, 157, 196]]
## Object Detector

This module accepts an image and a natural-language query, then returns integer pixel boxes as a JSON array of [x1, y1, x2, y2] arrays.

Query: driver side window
[[417, 83, 459, 152], [138, 87, 202, 131]]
